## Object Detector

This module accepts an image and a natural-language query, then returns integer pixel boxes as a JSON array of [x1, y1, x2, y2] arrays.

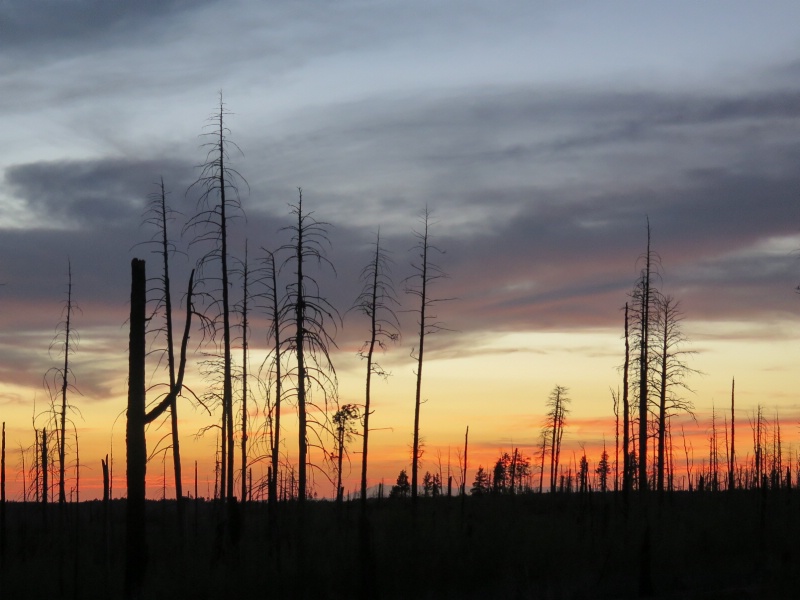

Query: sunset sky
[[1, 1, 800, 500]]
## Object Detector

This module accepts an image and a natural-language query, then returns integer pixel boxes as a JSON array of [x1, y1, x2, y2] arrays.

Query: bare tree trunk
[[154, 178, 184, 507], [241, 245, 249, 503], [59, 261, 73, 505], [42, 429, 48, 506], [102, 455, 109, 504], [638, 222, 651, 495], [1, 422, 5, 565], [622, 303, 631, 498], [294, 194, 308, 504], [656, 301, 668, 493], [266, 251, 282, 516], [462, 426, 469, 496], [729, 377, 735, 491], [75, 428, 80, 503], [360, 242, 380, 508], [411, 221, 429, 505], [126, 258, 148, 598]]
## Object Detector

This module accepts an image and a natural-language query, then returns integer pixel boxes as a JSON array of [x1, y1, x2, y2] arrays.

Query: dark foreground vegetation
[[0, 490, 798, 599]]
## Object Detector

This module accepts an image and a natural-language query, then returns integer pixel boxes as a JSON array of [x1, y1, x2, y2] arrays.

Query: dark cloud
[[5, 157, 192, 228], [0, 1, 216, 66], [2, 64, 800, 382]]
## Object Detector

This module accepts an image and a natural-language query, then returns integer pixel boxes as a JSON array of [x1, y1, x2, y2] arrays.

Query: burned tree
[[126, 258, 148, 598], [279, 189, 339, 503], [352, 231, 399, 508], [543, 385, 570, 493], [405, 209, 449, 504], [652, 293, 696, 493], [184, 93, 247, 502], [633, 220, 656, 494], [141, 177, 186, 505], [255, 249, 284, 511], [43, 260, 80, 505]]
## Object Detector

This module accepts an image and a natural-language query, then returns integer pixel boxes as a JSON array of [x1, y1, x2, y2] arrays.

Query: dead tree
[[405, 208, 450, 504], [255, 249, 283, 512], [45, 260, 80, 505], [184, 93, 246, 502], [41, 429, 47, 506], [237, 243, 251, 502], [352, 231, 399, 509], [279, 189, 339, 504], [126, 258, 148, 598], [544, 385, 570, 492], [652, 294, 696, 493], [634, 220, 655, 494], [622, 303, 631, 496], [729, 378, 735, 491], [141, 177, 185, 506]]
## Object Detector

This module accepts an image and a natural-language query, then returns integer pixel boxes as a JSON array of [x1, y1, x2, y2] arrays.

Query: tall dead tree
[[41, 429, 47, 506], [544, 385, 570, 492], [352, 231, 399, 509], [636, 220, 653, 494], [45, 261, 80, 505], [405, 208, 449, 504], [622, 303, 631, 496], [729, 378, 735, 491], [280, 189, 339, 504], [127, 258, 195, 594], [185, 93, 246, 502], [239, 243, 251, 502], [142, 177, 185, 504], [256, 249, 283, 511], [653, 294, 696, 493]]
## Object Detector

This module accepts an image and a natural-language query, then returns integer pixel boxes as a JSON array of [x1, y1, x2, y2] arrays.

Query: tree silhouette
[[140, 177, 186, 507], [405, 208, 449, 505], [279, 189, 339, 503], [652, 293, 696, 493], [332, 403, 360, 504], [255, 248, 284, 512], [184, 93, 246, 502], [470, 466, 490, 496], [596, 443, 611, 492], [633, 218, 656, 494], [389, 469, 410, 498], [543, 385, 570, 493], [44, 260, 80, 505], [126, 258, 147, 598], [352, 231, 399, 508]]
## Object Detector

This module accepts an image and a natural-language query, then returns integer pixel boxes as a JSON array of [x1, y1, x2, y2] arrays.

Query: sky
[[1, 1, 800, 500]]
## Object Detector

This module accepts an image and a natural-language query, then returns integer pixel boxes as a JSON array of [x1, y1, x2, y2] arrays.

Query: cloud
[[5, 157, 192, 229]]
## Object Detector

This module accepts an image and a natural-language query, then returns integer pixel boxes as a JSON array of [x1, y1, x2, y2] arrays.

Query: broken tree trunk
[[126, 258, 147, 598]]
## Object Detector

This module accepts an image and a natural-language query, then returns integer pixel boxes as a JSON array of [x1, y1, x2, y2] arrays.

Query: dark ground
[[0, 490, 797, 599]]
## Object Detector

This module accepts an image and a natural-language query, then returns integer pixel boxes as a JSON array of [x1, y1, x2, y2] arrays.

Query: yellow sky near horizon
[[1, 318, 798, 501]]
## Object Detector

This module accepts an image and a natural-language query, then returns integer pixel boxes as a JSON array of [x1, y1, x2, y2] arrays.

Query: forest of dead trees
[[0, 96, 798, 598], [0, 97, 798, 508]]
